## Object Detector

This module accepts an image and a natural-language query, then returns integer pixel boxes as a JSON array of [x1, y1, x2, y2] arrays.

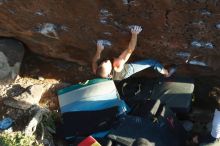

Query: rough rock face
[[0, 0, 220, 73]]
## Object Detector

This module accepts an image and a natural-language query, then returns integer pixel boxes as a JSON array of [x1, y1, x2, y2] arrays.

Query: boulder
[[3, 84, 44, 110], [0, 39, 25, 83], [0, 0, 220, 74]]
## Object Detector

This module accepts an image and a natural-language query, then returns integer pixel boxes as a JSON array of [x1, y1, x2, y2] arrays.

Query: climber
[[92, 25, 176, 80]]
